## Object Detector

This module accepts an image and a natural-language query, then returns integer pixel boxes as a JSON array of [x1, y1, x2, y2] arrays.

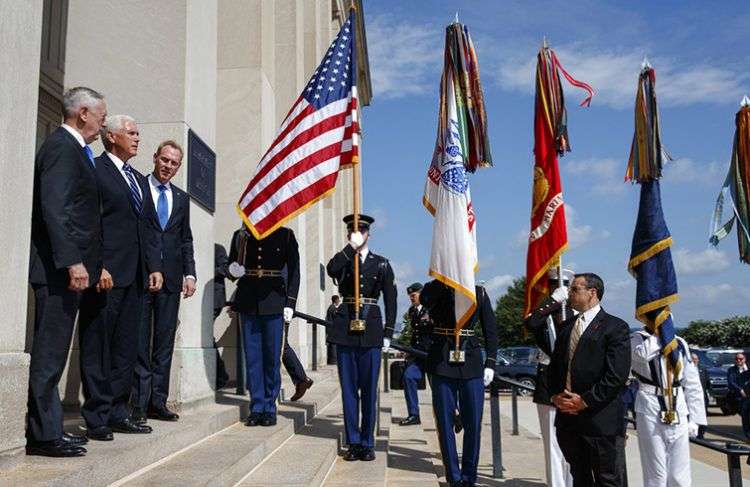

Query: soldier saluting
[[228, 224, 300, 428], [326, 213, 396, 462]]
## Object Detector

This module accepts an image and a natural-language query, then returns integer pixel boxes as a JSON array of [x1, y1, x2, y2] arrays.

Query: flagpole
[[558, 260, 567, 321], [350, 162, 365, 331]]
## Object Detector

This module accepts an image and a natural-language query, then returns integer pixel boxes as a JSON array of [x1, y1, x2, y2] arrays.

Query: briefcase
[[389, 360, 426, 391]]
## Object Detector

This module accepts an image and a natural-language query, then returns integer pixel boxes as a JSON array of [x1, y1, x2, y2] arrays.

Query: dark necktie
[[122, 163, 143, 214]]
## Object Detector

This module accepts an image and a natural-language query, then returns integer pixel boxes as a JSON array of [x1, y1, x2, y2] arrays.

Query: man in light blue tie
[[131, 140, 196, 423]]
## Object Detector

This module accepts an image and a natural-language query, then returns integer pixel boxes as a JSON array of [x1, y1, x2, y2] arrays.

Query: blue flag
[[628, 180, 682, 375]]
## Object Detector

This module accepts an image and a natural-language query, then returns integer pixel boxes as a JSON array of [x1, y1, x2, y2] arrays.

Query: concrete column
[[215, 0, 276, 383], [0, 0, 43, 470], [65, 0, 218, 409]]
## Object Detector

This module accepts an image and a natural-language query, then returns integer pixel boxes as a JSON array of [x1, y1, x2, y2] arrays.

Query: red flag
[[524, 48, 593, 315]]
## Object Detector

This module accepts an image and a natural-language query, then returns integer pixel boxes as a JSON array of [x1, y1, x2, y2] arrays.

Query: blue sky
[[357, 0, 750, 326]]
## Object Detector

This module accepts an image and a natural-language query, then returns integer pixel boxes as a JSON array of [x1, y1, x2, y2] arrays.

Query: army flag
[[524, 46, 593, 316], [626, 64, 683, 400], [710, 100, 750, 264], [424, 22, 491, 330], [236, 11, 359, 239]]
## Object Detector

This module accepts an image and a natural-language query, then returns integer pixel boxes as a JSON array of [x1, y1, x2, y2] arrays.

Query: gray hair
[[100, 114, 136, 148], [62, 86, 105, 119]]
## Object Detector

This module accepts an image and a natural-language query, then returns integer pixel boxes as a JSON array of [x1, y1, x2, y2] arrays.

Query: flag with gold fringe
[[626, 63, 683, 418], [524, 45, 593, 316], [710, 99, 750, 264], [423, 21, 491, 335]]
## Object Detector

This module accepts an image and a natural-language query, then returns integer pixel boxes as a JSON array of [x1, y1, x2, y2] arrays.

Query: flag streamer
[[710, 106, 750, 264]]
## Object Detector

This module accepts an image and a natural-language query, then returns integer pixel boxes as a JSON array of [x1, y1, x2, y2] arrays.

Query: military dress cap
[[406, 282, 423, 294], [343, 213, 374, 230], [547, 267, 575, 284]]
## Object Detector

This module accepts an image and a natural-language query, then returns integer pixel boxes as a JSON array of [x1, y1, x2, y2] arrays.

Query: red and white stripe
[[237, 87, 359, 239]]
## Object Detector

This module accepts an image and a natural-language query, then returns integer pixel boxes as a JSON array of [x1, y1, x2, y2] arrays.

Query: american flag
[[237, 10, 359, 239]]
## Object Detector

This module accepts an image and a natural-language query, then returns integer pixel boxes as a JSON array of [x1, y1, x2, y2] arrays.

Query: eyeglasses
[[569, 286, 590, 293]]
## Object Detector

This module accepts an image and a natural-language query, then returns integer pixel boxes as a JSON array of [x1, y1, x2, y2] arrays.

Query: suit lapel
[[165, 187, 181, 230], [99, 153, 134, 203], [57, 127, 95, 174]]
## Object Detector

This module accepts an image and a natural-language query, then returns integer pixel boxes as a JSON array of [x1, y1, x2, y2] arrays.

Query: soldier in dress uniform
[[228, 225, 300, 427], [631, 329, 706, 487], [524, 268, 575, 487], [326, 214, 396, 462], [399, 282, 430, 426], [419, 280, 498, 487]]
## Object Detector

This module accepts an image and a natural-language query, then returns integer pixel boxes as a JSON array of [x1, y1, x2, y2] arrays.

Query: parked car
[[485, 349, 538, 396], [500, 346, 539, 364], [693, 348, 733, 414]]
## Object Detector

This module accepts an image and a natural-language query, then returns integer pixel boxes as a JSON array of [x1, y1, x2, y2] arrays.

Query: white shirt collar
[[149, 172, 171, 190], [62, 123, 86, 148], [106, 151, 126, 170], [580, 304, 601, 325], [359, 247, 369, 261]]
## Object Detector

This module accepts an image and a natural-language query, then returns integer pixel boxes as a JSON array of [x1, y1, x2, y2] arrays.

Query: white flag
[[423, 69, 478, 329]]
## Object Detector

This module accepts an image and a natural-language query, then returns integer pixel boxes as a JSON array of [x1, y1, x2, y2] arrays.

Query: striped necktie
[[122, 163, 143, 214], [565, 315, 585, 390]]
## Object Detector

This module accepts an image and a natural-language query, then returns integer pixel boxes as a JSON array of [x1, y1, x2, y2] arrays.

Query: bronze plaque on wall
[[187, 129, 216, 213]]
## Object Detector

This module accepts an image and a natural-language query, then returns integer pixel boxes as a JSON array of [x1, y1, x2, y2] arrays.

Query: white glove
[[551, 286, 569, 303], [382, 337, 391, 352], [688, 422, 699, 438], [228, 262, 246, 279], [483, 367, 495, 387], [348, 231, 365, 250], [283, 307, 294, 323]]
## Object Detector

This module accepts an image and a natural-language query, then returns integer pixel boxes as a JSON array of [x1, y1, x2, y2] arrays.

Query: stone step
[[114, 368, 339, 487], [385, 387, 441, 486], [322, 383, 392, 487], [236, 396, 343, 486]]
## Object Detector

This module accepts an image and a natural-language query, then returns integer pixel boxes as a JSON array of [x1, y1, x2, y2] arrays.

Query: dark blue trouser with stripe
[[336, 345, 380, 449], [241, 313, 283, 414], [431, 375, 484, 484], [403, 360, 423, 417]]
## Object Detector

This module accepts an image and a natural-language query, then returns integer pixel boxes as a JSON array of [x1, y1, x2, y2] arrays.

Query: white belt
[[639, 383, 682, 395]]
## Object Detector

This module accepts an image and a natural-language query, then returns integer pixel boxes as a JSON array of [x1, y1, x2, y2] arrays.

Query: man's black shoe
[[343, 445, 361, 461], [290, 377, 314, 401], [131, 408, 147, 425], [110, 418, 153, 434], [62, 432, 88, 446], [453, 411, 463, 434], [359, 447, 376, 461], [245, 412, 262, 426], [399, 415, 421, 426], [87, 426, 114, 441], [148, 405, 179, 421], [26, 439, 87, 457], [260, 413, 277, 427]]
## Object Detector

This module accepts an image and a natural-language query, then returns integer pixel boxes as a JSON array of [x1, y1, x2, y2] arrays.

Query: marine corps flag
[[524, 46, 593, 316], [424, 21, 491, 332]]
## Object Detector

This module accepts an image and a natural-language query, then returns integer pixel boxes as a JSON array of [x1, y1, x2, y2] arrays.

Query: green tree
[[493, 277, 535, 347], [680, 316, 750, 348]]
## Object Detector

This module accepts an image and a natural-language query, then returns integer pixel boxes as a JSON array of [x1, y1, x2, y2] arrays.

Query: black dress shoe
[[260, 412, 277, 427], [290, 377, 314, 401], [131, 408, 147, 425], [110, 418, 153, 434], [343, 445, 361, 461], [62, 432, 88, 446], [148, 405, 180, 421], [359, 447, 376, 461], [87, 426, 114, 441], [398, 415, 421, 426], [26, 439, 87, 457], [453, 411, 463, 434], [245, 412, 262, 427]]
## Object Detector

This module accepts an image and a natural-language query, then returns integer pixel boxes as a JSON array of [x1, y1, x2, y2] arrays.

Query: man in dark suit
[[327, 214, 397, 461], [228, 223, 300, 427], [419, 281, 498, 487], [27, 87, 110, 457], [727, 353, 750, 438], [78, 115, 164, 441], [131, 141, 196, 423], [533, 273, 630, 487]]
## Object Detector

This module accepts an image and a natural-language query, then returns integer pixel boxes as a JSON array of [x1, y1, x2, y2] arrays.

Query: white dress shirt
[[577, 304, 601, 334], [148, 173, 173, 218], [107, 152, 142, 199], [61, 123, 85, 147]]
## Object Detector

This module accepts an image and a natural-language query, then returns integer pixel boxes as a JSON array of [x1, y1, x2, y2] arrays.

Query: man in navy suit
[[78, 115, 164, 441], [131, 141, 196, 423], [27, 87, 110, 457]]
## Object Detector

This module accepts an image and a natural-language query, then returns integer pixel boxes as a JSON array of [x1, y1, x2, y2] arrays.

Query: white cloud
[[511, 204, 609, 250], [663, 158, 724, 185], [674, 247, 730, 275], [370, 208, 388, 229], [366, 15, 442, 99], [481, 274, 515, 296], [682, 283, 750, 305], [496, 46, 747, 109], [564, 157, 627, 196]]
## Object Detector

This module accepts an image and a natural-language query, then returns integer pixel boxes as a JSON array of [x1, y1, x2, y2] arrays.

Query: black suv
[[485, 347, 539, 396], [692, 348, 732, 414]]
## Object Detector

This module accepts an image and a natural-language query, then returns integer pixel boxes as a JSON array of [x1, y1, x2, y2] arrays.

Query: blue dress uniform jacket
[[419, 281, 499, 379], [229, 227, 300, 315], [326, 245, 397, 347]]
